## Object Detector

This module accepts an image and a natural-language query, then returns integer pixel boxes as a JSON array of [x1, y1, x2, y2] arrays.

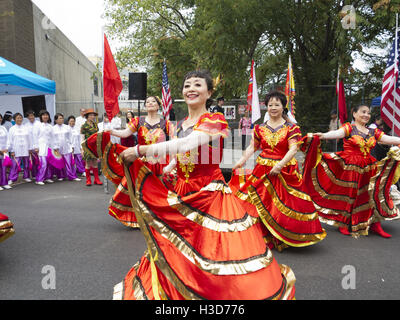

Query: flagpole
[[336, 66, 340, 152], [392, 13, 398, 136]]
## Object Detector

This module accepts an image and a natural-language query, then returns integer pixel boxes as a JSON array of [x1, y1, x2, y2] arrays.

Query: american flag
[[162, 60, 173, 120], [381, 29, 400, 135]]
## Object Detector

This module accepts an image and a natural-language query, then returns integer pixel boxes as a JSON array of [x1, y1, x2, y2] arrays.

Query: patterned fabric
[[81, 121, 99, 161], [301, 131, 400, 237], [236, 121, 326, 250], [86, 114, 296, 300]]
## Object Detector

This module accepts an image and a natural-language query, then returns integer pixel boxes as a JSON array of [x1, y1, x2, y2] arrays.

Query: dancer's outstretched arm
[[232, 138, 257, 170], [121, 130, 217, 165], [106, 127, 133, 139], [315, 128, 346, 140], [379, 134, 400, 146]]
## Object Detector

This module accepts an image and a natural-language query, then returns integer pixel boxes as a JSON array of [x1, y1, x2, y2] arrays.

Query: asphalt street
[[1, 177, 400, 300]]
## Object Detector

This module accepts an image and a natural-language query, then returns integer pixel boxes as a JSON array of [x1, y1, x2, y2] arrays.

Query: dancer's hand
[[120, 147, 138, 165], [233, 158, 246, 170], [269, 164, 282, 176], [314, 132, 325, 139]]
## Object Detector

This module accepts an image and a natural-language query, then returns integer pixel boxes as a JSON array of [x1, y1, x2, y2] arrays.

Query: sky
[[32, 0, 108, 57], [30, 0, 380, 73]]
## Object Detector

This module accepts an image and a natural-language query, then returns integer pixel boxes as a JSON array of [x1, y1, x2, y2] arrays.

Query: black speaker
[[21, 95, 46, 117], [129, 73, 147, 100]]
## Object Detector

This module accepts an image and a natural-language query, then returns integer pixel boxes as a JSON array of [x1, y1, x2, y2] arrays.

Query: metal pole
[[392, 13, 399, 136]]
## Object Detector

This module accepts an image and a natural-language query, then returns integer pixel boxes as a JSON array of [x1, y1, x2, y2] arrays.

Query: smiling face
[[182, 77, 211, 108], [267, 97, 284, 119], [28, 114, 35, 123], [353, 106, 371, 126], [68, 118, 75, 127], [41, 113, 49, 123], [145, 97, 160, 113], [87, 113, 96, 122], [56, 115, 64, 125], [15, 114, 23, 125]]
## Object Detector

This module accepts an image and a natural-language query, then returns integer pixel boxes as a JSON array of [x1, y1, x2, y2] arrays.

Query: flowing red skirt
[[84, 132, 296, 300], [0, 213, 14, 243], [234, 158, 326, 250], [301, 134, 400, 237]]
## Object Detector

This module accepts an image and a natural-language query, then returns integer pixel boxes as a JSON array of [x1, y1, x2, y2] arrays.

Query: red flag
[[336, 68, 347, 124], [103, 34, 123, 122]]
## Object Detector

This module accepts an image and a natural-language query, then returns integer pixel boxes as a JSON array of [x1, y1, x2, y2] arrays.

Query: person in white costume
[[35, 110, 56, 185], [52, 113, 81, 182], [75, 108, 86, 133], [0, 114, 12, 190], [68, 116, 85, 176], [110, 112, 122, 144], [7, 113, 33, 184], [24, 110, 41, 179]]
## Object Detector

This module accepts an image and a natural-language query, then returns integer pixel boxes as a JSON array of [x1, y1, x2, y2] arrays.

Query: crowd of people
[[79, 70, 400, 300], [2, 69, 400, 300], [0, 108, 139, 190]]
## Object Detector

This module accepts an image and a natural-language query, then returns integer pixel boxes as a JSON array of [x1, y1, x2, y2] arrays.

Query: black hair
[[54, 113, 64, 124], [13, 112, 23, 121], [67, 115, 76, 123], [182, 70, 214, 108], [39, 110, 51, 123], [3, 111, 12, 123], [26, 110, 35, 117], [146, 96, 162, 108], [126, 110, 135, 123], [264, 90, 288, 115]]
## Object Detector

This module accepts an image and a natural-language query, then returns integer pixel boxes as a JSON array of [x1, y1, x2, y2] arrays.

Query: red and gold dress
[[0, 212, 14, 243], [301, 123, 400, 237], [85, 112, 296, 300], [236, 122, 326, 251], [107, 117, 175, 228]]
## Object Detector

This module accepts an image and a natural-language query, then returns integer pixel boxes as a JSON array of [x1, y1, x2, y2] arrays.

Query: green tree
[[105, 0, 399, 129]]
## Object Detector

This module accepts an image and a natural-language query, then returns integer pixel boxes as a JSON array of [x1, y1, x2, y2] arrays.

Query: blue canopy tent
[[0, 56, 56, 120]]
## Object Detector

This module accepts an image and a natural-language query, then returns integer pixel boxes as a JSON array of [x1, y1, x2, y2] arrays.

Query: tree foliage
[[104, 0, 400, 129]]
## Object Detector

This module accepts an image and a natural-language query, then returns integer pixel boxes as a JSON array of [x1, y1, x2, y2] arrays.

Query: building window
[[93, 76, 99, 96]]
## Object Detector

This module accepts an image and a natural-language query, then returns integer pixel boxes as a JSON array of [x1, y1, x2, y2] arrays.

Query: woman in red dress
[[84, 70, 295, 300], [302, 104, 400, 238], [0, 212, 14, 243], [233, 91, 326, 251], [105, 96, 175, 228]]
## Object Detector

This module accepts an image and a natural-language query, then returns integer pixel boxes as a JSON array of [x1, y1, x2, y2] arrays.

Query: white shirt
[[24, 120, 41, 150], [53, 124, 73, 155], [7, 124, 32, 157], [3, 121, 12, 131], [98, 121, 113, 132], [0, 126, 8, 151], [70, 125, 82, 154], [75, 116, 86, 133], [110, 117, 121, 144], [37, 123, 54, 157]]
